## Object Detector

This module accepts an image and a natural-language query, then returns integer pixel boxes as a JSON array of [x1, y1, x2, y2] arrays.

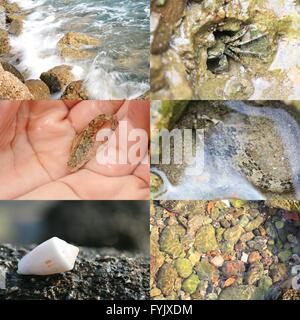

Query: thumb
[[0, 101, 22, 147]]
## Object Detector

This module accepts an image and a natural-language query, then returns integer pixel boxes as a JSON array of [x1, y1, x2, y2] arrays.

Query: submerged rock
[[157, 263, 177, 296], [57, 32, 100, 60], [40, 65, 74, 93], [219, 285, 264, 300], [8, 18, 23, 36], [25, 79, 51, 100], [0, 244, 149, 300]]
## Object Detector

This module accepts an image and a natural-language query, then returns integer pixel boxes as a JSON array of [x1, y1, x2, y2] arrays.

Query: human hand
[[0, 100, 150, 200]]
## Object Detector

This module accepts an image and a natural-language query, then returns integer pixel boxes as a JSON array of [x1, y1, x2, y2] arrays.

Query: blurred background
[[0, 201, 149, 253]]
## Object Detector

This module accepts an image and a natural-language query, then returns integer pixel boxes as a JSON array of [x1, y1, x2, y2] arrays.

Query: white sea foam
[[7, 0, 149, 98]]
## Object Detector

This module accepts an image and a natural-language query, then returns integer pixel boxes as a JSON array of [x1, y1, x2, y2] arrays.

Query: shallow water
[[9, 0, 149, 99], [151, 200, 300, 300], [151, 101, 300, 200]]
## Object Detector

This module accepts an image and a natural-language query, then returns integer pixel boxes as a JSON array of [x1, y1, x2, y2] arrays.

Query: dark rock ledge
[[0, 244, 149, 300]]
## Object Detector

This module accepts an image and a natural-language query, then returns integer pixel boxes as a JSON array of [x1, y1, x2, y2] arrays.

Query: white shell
[[17, 237, 79, 275]]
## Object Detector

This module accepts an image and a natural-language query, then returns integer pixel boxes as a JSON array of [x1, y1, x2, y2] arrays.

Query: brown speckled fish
[[67, 114, 118, 172]]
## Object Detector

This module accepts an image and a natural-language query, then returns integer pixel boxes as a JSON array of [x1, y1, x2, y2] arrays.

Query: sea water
[[9, 0, 149, 99]]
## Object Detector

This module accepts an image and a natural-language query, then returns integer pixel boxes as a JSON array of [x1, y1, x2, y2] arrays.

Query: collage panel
[[0, 100, 150, 200], [151, 100, 300, 200], [0, 200, 150, 300], [150, 0, 300, 100], [0, 0, 149, 100], [150, 200, 300, 300], [0, 0, 299, 307]]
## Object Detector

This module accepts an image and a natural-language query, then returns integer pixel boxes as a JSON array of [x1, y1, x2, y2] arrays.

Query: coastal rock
[[25, 79, 51, 99], [0, 28, 10, 54], [58, 32, 101, 49], [151, 0, 187, 54], [40, 65, 74, 93], [8, 18, 23, 36], [0, 61, 24, 82], [60, 47, 94, 60], [61, 80, 89, 100], [57, 32, 100, 60], [0, 5, 5, 29], [0, 65, 33, 99], [6, 14, 25, 24], [2, 2, 21, 15]]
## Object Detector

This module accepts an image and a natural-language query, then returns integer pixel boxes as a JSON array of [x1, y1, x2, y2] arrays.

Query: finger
[[85, 100, 150, 176], [0, 101, 22, 147], [60, 169, 149, 200], [16, 181, 80, 200], [68, 100, 124, 133]]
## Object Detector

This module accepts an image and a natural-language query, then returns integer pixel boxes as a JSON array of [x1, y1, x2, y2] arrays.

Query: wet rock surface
[[25, 79, 51, 100], [57, 32, 101, 60], [61, 80, 89, 100], [40, 65, 74, 93], [0, 244, 149, 300], [0, 63, 33, 99], [150, 200, 300, 300], [151, 100, 300, 200]]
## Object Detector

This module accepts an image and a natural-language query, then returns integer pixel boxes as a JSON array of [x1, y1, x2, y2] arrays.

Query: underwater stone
[[245, 216, 265, 232], [159, 225, 183, 258], [194, 225, 219, 253], [157, 263, 177, 296], [175, 258, 193, 278], [219, 285, 264, 300], [182, 274, 200, 294]]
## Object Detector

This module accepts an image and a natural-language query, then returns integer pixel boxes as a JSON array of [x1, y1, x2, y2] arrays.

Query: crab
[[207, 26, 268, 74]]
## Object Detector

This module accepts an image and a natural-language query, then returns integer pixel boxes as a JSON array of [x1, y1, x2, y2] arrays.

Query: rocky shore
[[0, 1, 149, 100], [0, 244, 149, 300], [150, 200, 300, 300]]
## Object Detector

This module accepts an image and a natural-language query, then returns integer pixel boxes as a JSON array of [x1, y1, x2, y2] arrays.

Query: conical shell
[[17, 237, 79, 275]]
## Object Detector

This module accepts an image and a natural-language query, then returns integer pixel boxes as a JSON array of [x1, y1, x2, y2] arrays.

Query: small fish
[[67, 114, 118, 172]]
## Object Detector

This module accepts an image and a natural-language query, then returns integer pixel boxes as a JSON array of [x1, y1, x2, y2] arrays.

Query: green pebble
[[239, 215, 250, 227], [230, 200, 248, 208], [278, 250, 291, 262], [268, 239, 275, 246], [275, 221, 284, 229], [182, 274, 200, 294], [258, 276, 273, 292], [287, 234, 297, 244], [216, 227, 225, 241], [175, 258, 193, 278], [292, 246, 300, 255]]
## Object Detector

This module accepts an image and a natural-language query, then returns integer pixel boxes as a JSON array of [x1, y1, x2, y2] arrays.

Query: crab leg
[[225, 26, 248, 44], [237, 32, 268, 46], [229, 46, 263, 58], [224, 48, 241, 63]]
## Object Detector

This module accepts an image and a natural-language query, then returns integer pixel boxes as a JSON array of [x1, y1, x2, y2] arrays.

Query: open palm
[[0, 100, 149, 200]]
